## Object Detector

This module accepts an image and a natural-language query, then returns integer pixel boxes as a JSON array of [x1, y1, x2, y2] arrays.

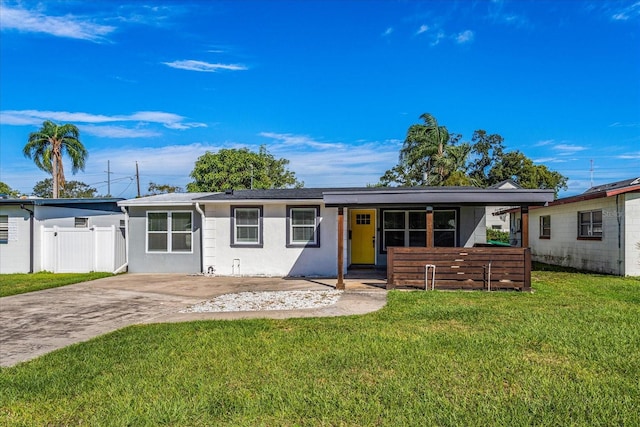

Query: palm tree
[[23, 121, 88, 198], [399, 113, 450, 185]]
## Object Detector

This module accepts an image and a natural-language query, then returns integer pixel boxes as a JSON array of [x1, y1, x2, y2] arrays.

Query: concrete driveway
[[0, 274, 387, 367]]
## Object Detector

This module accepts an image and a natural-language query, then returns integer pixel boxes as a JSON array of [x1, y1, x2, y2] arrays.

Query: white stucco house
[[0, 198, 125, 274], [528, 177, 640, 276], [118, 186, 554, 282]]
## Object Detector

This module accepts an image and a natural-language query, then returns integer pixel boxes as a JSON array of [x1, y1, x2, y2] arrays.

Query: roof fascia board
[[323, 189, 554, 206], [198, 198, 323, 204], [606, 185, 640, 197]]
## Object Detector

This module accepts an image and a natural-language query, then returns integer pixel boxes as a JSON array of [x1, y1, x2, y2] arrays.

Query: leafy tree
[[32, 178, 98, 198], [23, 120, 88, 199], [147, 182, 183, 195], [487, 151, 568, 195], [380, 114, 470, 186], [0, 181, 20, 198], [187, 145, 302, 192], [467, 130, 504, 186], [379, 113, 568, 196], [399, 113, 450, 185]]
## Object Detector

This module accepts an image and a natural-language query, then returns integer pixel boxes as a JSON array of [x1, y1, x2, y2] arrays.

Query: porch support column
[[426, 206, 434, 247], [336, 207, 345, 290], [521, 206, 529, 248]]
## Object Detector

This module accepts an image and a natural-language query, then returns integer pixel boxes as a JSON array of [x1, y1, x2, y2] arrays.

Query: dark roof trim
[[323, 188, 555, 207], [193, 187, 555, 206], [0, 198, 124, 212]]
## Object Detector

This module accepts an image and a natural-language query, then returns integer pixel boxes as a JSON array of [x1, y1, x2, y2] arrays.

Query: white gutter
[[113, 206, 129, 274], [195, 202, 205, 274]]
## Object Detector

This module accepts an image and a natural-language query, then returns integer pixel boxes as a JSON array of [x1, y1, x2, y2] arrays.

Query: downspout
[[20, 204, 34, 274], [113, 206, 129, 274], [195, 202, 205, 274], [616, 195, 623, 276]]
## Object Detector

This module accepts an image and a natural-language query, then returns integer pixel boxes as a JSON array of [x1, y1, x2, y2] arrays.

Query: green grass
[[0, 272, 113, 297], [1, 272, 639, 426]]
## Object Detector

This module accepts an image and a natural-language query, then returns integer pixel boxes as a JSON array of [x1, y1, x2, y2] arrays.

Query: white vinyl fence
[[41, 225, 126, 273]]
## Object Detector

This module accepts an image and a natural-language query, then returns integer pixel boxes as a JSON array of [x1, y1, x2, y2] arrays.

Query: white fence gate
[[41, 225, 126, 273]]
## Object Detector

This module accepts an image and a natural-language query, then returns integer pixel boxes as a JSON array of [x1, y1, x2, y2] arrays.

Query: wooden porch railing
[[386, 247, 531, 291]]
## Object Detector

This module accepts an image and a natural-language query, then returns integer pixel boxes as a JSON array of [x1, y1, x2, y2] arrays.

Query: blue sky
[[1, 0, 638, 199]]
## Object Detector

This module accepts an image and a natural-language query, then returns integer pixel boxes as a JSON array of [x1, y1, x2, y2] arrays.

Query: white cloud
[[0, 4, 115, 42], [260, 132, 402, 187], [611, 1, 640, 20], [162, 60, 248, 72], [455, 30, 474, 44], [431, 31, 446, 46], [79, 125, 161, 138], [416, 24, 429, 35], [533, 157, 568, 163], [259, 132, 345, 150], [609, 121, 640, 128], [382, 27, 393, 37], [616, 152, 640, 159], [1, 130, 403, 197], [0, 109, 206, 131], [534, 139, 554, 147], [554, 144, 587, 154]]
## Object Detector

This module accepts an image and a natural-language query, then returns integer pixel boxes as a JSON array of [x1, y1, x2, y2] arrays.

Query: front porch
[[324, 186, 551, 291]]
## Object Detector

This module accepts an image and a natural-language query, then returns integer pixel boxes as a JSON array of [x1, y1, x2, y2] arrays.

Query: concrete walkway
[[0, 274, 387, 367]]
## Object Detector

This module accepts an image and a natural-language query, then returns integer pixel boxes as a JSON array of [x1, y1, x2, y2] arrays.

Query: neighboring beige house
[[528, 177, 640, 276]]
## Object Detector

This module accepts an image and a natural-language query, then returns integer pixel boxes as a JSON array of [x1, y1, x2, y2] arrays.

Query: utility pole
[[135, 161, 141, 198], [590, 159, 594, 188], [250, 164, 254, 189], [105, 160, 113, 197]]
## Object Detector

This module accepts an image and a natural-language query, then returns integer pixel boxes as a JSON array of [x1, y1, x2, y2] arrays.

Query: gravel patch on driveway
[[180, 290, 343, 313]]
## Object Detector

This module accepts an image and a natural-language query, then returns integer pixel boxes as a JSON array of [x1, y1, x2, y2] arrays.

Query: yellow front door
[[350, 209, 376, 264]]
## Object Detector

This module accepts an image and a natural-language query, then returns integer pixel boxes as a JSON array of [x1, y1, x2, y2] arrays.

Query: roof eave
[[323, 189, 555, 207]]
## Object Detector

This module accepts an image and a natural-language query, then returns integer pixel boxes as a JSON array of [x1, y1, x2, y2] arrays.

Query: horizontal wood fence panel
[[387, 247, 531, 291]]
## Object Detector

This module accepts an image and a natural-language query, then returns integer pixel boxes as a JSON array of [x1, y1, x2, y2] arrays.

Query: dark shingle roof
[[0, 198, 124, 212], [195, 187, 386, 201], [192, 186, 554, 206], [584, 177, 640, 194]]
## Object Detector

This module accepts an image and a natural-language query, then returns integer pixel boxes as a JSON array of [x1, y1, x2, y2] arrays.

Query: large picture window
[[147, 211, 192, 253], [578, 210, 602, 239], [433, 210, 456, 247], [287, 206, 320, 247], [382, 209, 457, 250], [382, 210, 427, 250], [231, 206, 263, 247]]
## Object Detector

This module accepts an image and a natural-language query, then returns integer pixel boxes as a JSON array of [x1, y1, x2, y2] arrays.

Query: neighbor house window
[[382, 210, 427, 250], [231, 206, 263, 247], [74, 217, 89, 228], [433, 210, 457, 247], [578, 210, 602, 239], [540, 215, 551, 239], [0, 215, 8, 243], [147, 211, 192, 252], [287, 206, 320, 247]]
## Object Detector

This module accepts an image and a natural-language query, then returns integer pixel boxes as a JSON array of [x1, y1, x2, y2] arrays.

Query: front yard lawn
[[1, 271, 639, 426], [0, 272, 113, 297]]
